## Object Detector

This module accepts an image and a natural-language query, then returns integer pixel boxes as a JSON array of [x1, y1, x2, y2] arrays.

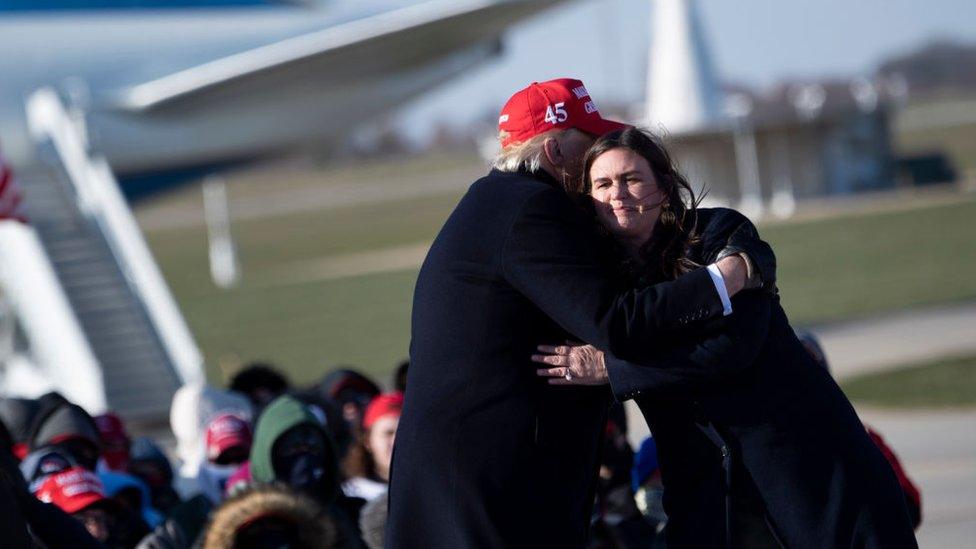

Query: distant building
[[643, 0, 897, 218], [662, 81, 896, 218]]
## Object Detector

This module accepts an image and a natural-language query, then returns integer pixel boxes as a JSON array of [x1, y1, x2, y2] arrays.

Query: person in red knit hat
[[341, 392, 403, 502]]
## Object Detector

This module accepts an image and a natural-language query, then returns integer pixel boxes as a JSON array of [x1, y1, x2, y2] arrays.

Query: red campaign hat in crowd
[[205, 413, 253, 462], [34, 466, 109, 514], [498, 78, 629, 148], [362, 392, 404, 430], [94, 413, 129, 445], [94, 412, 131, 471]]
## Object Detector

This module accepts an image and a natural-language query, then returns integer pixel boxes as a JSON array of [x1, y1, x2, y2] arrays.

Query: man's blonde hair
[[491, 129, 566, 173]]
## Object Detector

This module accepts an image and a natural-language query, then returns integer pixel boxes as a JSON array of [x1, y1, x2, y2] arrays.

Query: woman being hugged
[[535, 128, 918, 548]]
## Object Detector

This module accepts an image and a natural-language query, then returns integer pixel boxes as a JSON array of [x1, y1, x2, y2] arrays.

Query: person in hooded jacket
[[250, 395, 362, 547], [170, 383, 252, 482], [0, 400, 102, 549], [196, 413, 253, 506], [203, 484, 336, 549], [128, 436, 182, 514], [101, 469, 165, 530], [291, 388, 352, 460], [317, 369, 380, 435], [0, 397, 39, 461], [28, 394, 102, 471]]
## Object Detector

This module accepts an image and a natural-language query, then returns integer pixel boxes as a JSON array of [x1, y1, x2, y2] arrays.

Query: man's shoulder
[[470, 169, 562, 200], [459, 170, 571, 227]]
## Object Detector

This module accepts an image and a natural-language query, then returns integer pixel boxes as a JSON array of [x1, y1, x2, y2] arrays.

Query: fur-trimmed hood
[[203, 484, 335, 549]]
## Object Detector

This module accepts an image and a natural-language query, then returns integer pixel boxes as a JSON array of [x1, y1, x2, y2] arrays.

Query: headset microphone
[[635, 194, 667, 215]]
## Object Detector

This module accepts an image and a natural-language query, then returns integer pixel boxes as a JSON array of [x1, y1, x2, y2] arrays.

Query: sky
[[397, 0, 976, 139]]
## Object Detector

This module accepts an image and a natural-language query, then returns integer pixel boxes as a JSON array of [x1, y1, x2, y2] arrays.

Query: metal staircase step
[[21, 170, 185, 420]]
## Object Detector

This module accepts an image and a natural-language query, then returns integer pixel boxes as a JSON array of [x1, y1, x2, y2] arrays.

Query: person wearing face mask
[[197, 413, 253, 505], [249, 395, 362, 547], [203, 484, 336, 549], [341, 392, 402, 502]]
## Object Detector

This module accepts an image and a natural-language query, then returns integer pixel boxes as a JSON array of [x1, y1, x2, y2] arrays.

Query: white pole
[[769, 130, 796, 218], [203, 176, 240, 289], [726, 94, 763, 220]]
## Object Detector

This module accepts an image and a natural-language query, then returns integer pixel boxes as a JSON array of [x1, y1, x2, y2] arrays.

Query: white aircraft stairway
[[8, 88, 204, 424]]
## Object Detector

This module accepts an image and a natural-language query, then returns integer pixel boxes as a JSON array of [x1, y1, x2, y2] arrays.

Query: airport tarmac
[[624, 406, 975, 549], [861, 407, 976, 548]]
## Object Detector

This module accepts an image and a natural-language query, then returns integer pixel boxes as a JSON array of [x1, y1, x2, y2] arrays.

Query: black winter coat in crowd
[[605, 210, 919, 549], [387, 169, 771, 549]]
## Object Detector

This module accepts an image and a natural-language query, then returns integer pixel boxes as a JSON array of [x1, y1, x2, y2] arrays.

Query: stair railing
[[26, 87, 204, 388]]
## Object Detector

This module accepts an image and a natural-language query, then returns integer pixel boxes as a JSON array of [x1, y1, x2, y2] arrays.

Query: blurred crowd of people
[[0, 360, 409, 549], [0, 333, 920, 548]]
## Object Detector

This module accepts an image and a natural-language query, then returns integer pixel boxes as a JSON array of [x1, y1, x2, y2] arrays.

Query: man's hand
[[716, 254, 747, 297], [533, 343, 608, 385]]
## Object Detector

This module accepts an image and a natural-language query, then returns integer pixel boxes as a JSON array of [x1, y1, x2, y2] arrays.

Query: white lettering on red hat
[[544, 103, 568, 125], [498, 114, 509, 124], [572, 86, 589, 99], [584, 101, 599, 114]]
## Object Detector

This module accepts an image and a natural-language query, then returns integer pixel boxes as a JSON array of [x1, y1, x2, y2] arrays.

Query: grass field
[[139, 160, 976, 386], [842, 355, 976, 409], [765, 196, 976, 326]]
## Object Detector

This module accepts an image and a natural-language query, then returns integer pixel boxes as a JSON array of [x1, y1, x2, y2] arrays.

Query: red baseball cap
[[498, 78, 629, 148], [362, 392, 404, 429], [205, 413, 253, 462], [94, 413, 129, 445], [34, 466, 109, 514]]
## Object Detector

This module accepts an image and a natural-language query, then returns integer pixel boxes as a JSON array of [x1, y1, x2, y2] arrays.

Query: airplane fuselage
[[0, 1, 499, 178]]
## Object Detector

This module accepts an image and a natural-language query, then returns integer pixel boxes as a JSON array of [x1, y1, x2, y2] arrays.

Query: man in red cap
[[35, 466, 120, 543], [205, 413, 253, 466], [388, 78, 774, 548], [197, 413, 253, 504], [492, 78, 628, 188]]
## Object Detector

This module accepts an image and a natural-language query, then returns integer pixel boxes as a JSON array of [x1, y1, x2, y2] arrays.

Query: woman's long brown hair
[[576, 127, 703, 283]]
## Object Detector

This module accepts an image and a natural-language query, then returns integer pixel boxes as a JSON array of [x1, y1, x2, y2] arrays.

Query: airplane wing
[[107, 0, 569, 113]]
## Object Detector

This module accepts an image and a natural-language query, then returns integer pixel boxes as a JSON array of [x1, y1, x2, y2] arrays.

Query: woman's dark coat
[[606, 210, 918, 549]]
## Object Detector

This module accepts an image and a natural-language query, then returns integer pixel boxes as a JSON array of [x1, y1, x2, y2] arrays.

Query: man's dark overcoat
[[387, 170, 765, 548]]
